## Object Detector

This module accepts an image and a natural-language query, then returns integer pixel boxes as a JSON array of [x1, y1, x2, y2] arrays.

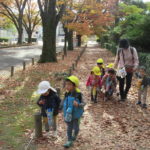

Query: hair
[[139, 66, 146, 72], [108, 69, 116, 75], [119, 39, 130, 49], [65, 79, 76, 86]]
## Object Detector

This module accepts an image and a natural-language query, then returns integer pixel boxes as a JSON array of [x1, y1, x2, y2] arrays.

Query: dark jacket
[[37, 90, 61, 117]]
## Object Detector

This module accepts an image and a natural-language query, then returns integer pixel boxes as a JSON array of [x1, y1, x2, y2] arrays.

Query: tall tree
[[0, 0, 28, 44], [23, 0, 41, 43], [37, 0, 65, 63]]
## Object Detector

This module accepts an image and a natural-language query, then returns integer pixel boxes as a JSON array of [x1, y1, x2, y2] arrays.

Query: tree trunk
[[39, 20, 57, 63], [17, 14, 24, 44], [17, 28, 23, 44], [77, 35, 82, 47], [68, 30, 74, 51], [63, 27, 68, 56], [27, 31, 32, 44]]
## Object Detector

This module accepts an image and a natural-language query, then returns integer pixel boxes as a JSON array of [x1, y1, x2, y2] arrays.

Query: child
[[63, 75, 85, 148], [37, 81, 61, 137], [86, 66, 102, 103], [136, 66, 150, 108], [97, 58, 105, 77], [106, 63, 114, 70], [102, 68, 117, 101]]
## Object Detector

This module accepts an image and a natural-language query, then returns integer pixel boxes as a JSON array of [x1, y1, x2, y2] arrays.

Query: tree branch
[[37, 0, 44, 15], [56, 4, 65, 25]]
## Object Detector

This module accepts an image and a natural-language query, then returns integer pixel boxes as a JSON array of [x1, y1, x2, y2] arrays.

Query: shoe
[[124, 94, 127, 100], [119, 98, 125, 102], [91, 95, 94, 101], [94, 100, 97, 103], [141, 104, 147, 109], [136, 101, 141, 105], [52, 131, 57, 138], [104, 96, 108, 101], [45, 131, 52, 137], [63, 141, 73, 148]]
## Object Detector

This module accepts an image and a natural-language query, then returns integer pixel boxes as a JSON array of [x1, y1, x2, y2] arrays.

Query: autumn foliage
[[63, 0, 116, 36]]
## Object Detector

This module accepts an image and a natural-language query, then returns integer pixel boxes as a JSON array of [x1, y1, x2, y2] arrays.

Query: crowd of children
[[36, 57, 149, 148], [86, 58, 118, 102]]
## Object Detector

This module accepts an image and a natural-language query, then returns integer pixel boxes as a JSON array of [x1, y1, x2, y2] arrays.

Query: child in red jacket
[[86, 66, 102, 103]]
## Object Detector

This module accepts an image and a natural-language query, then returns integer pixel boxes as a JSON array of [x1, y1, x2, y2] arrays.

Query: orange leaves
[[62, 0, 116, 36], [67, 22, 93, 35]]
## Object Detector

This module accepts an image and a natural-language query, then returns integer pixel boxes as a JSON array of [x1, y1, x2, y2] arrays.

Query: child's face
[[42, 90, 49, 96], [139, 69, 146, 76], [108, 73, 115, 78], [65, 81, 75, 92], [97, 63, 103, 68]]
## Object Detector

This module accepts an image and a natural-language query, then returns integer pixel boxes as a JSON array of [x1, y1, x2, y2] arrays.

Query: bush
[[103, 42, 117, 55], [139, 52, 150, 74], [0, 38, 9, 42], [25, 38, 37, 43]]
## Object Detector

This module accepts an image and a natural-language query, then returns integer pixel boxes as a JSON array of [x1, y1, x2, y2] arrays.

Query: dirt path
[[35, 45, 150, 150]]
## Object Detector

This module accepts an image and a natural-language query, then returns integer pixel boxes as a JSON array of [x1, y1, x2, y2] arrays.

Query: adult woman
[[114, 39, 139, 101]]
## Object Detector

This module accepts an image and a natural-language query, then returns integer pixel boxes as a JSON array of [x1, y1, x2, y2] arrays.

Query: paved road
[[0, 44, 63, 70]]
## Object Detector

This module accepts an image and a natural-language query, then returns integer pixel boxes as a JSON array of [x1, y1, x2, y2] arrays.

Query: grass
[[0, 48, 81, 149], [0, 69, 45, 149]]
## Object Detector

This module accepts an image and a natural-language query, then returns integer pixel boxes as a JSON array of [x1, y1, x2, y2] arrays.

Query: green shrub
[[103, 42, 117, 55], [25, 38, 37, 42], [0, 38, 9, 42], [139, 52, 150, 73]]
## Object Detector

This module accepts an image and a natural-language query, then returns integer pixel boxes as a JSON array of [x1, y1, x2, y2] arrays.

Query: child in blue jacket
[[63, 75, 85, 148]]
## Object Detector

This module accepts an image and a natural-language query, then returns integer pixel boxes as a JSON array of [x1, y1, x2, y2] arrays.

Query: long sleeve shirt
[[114, 47, 139, 69]]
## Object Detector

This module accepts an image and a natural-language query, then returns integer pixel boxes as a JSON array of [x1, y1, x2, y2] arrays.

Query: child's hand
[[39, 100, 45, 105], [73, 101, 79, 107]]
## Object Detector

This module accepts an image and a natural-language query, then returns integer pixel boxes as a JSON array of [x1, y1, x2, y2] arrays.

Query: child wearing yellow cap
[[62, 75, 85, 148], [86, 66, 102, 103], [97, 58, 105, 77]]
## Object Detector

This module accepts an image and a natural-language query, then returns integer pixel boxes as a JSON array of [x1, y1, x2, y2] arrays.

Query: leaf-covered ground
[[35, 45, 150, 150], [0, 45, 150, 150]]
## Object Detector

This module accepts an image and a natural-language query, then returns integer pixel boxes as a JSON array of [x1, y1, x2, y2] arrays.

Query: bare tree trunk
[[68, 30, 73, 51], [17, 24, 23, 44], [77, 34, 82, 47], [39, 21, 57, 62], [27, 31, 32, 43], [63, 27, 68, 56], [38, 0, 65, 62]]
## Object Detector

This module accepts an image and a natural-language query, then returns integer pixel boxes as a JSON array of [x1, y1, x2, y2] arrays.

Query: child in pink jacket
[[86, 66, 102, 103]]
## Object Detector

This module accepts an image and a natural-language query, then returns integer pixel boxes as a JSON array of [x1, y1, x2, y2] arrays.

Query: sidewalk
[[36, 45, 150, 150]]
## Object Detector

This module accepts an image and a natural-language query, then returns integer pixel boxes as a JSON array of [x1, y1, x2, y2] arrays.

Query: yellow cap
[[97, 58, 104, 64], [106, 63, 114, 69], [92, 66, 101, 76], [67, 75, 79, 87]]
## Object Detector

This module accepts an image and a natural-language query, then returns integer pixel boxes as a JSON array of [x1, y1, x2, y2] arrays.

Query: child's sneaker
[[45, 131, 52, 137], [141, 103, 147, 109], [63, 141, 73, 148], [136, 101, 141, 105], [104, 96, 108, 101], [52, 131, 57, 138]]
